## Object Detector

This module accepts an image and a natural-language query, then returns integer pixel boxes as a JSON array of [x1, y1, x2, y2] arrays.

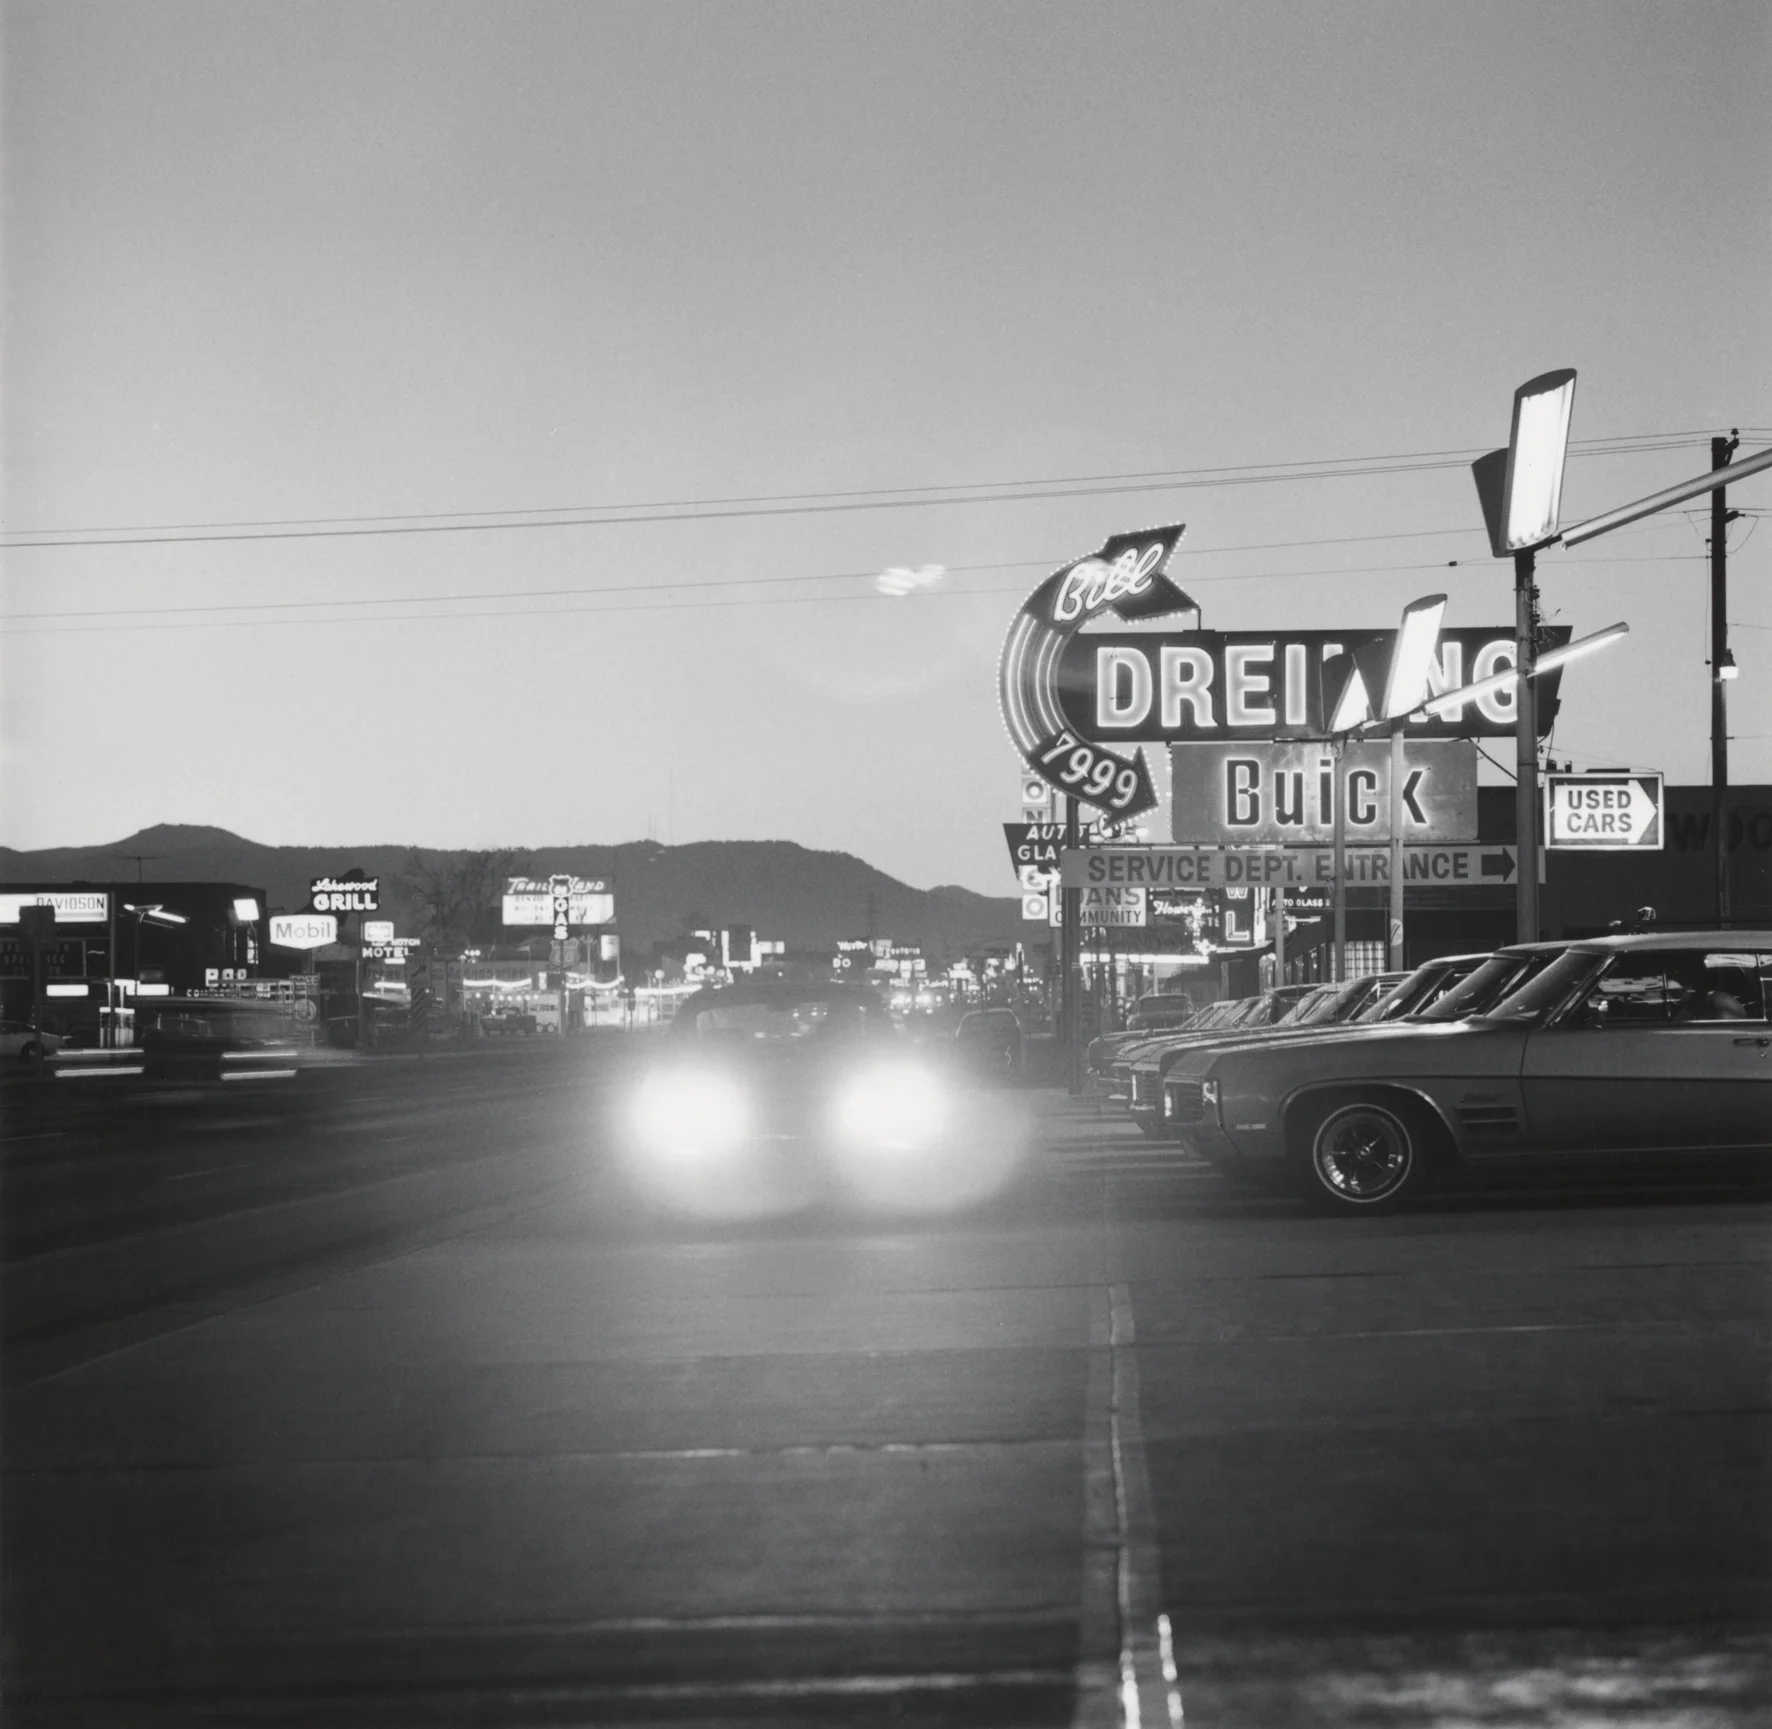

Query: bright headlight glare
[[834, 1064, 949, 1152], [632, 1071, 749, 1153]]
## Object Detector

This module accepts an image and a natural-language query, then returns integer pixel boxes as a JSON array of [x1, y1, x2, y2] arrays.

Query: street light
[[1472, 368, 1579, 943]]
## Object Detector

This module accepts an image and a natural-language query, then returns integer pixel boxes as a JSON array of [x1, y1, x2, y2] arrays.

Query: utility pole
[[1388, 720, 1406, 970], [1514, 548, 1540, 943], [1711, 431, 1740, 926], [1330, 741, 1347, 981], [1061, 792, 1081, 1093]]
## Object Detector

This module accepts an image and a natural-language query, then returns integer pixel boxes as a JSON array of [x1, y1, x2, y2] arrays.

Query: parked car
[[0, 1020, 65, 1062], [482, 1011, 538, 1036], [1123, 975, 1406, 1135], [1162, 932, 1772, 1214], [1085, 993, 1200, 1075], [1096, 996, 1259, 1101]]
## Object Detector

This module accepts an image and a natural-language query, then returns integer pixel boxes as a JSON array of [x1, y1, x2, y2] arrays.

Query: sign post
[[1389, 720, 1405, 970]]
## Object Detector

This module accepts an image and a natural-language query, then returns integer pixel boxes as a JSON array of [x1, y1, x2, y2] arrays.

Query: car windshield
[[1417, 951, 1549, 1021], [1280, 984, 1343, 1025], [678, 994, 891, 1041], [1364, 960, 1481, 1021], [1477, 951, 1609, 1024]]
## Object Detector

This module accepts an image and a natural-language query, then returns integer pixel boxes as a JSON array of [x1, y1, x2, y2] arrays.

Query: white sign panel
[[0, 892, 109, 924], [269, 913, 338, 950], [363, 919, 395, 944], [501, 875, 615, 928], [1544, 773, 1663, 850], [1062, 846, 1537, 889]]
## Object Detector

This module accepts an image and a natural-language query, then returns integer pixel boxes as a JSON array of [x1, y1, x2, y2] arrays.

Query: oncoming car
[[1, 1020, 65, 1062], [617, 981, 1027, 1218]]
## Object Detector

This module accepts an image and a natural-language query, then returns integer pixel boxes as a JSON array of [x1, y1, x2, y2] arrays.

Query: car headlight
[[833, 1062, 949, 1153], [1202, 1077, 1220, 1121], [631, 1070, 750, 1153]]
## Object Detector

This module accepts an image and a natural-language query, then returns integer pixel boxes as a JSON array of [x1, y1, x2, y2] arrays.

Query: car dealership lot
[[3, 1063, 1768, 1726]]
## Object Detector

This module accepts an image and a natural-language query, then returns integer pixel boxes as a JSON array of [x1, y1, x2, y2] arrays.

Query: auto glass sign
[[999, 524, 1193, 819]]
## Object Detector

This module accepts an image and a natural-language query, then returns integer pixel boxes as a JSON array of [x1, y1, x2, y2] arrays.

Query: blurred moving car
[[953, 1006, 1024, 1074], [482, 1011, 538, 1037], [617, 980, 1025, 1218], [1164, 932, 1772, 1214], [0, 1020, 65, 1062], [50, 999, 303, 1089]]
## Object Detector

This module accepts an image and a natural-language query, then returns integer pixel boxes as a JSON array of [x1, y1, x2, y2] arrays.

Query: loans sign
[[1170, 740, 1477, 846], [1065, 627, 1570, 742], [1544, 773, 1663, 850]]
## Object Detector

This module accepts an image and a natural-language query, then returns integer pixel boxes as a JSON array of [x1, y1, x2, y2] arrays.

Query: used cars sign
[[1544, 772, 1663, 850]]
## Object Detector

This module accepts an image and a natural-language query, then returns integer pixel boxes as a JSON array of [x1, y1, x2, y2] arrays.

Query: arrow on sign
[[1481, 850, 1516, 880]]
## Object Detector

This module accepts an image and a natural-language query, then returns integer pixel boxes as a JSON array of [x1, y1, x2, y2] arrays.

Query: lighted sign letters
[[309, 876, 380, 913], [1544, 773, 1663, 851], [1062, 628, 1568, 742], [0, 892, 109, 925], [1170, 741, 1478, 846], [999, 524, 1194, 818], [269, 913, 338, 950]]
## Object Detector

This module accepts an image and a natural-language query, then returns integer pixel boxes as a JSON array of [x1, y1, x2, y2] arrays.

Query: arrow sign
[[1481, 850, 1516, 880], [999, 523, 1192, 820], [1544, 773, 1664, 851]]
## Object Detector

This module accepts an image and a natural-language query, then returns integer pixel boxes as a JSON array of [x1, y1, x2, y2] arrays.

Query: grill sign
[[309, 877, 379, 913]]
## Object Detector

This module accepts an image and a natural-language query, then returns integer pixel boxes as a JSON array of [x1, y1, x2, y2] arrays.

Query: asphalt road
[[3, 1043, 1769, 1726]]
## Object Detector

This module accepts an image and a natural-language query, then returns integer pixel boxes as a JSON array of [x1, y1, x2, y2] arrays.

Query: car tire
[[1291, 1093, 1433, 1214], [19, 1042, 41, 1063]]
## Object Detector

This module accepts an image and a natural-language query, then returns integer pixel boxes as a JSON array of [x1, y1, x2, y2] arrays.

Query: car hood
[[1176, 1016, 1524, 1082]]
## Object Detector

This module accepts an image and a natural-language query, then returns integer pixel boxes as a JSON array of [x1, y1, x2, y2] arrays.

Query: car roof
[[1560, 930, 1772, 954]]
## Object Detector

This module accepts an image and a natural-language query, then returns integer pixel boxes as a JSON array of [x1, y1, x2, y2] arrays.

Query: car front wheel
[[19, 1042, 42, 1063], [1293, 1095, 1430, 1214]]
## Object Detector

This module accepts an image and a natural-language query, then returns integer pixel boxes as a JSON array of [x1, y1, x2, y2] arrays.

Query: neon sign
[[1063, 627, 1570, 741], [999, 523, 1193, 817]]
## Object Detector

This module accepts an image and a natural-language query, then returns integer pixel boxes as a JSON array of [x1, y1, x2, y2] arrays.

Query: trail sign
[[1544, 773, 1663, 850]]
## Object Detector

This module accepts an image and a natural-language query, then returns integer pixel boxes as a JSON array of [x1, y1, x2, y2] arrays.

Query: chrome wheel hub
[[1313, 1106, 1410, 1202]]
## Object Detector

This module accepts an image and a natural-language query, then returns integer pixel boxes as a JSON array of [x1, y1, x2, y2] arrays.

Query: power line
[[0, 552, 1703, 637], [0, 431, 1716, 553]]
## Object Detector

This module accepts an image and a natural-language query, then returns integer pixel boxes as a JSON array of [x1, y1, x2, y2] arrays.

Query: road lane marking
[[1076, 1266, 1183, 1728]]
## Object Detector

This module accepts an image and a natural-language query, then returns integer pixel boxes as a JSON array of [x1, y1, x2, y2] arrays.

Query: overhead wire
[[0, 429, 1723, 552]]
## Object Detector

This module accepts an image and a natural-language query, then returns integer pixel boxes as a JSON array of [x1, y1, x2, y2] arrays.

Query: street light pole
[[1514, 547, 1540, 943], [1331, 740, 1347, 982], [1711, 432, 1738, 926], [1388, 720, 1406, 970]]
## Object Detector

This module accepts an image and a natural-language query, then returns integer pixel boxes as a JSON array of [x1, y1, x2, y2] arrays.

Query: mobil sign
[[270, 913, 338, 950]]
